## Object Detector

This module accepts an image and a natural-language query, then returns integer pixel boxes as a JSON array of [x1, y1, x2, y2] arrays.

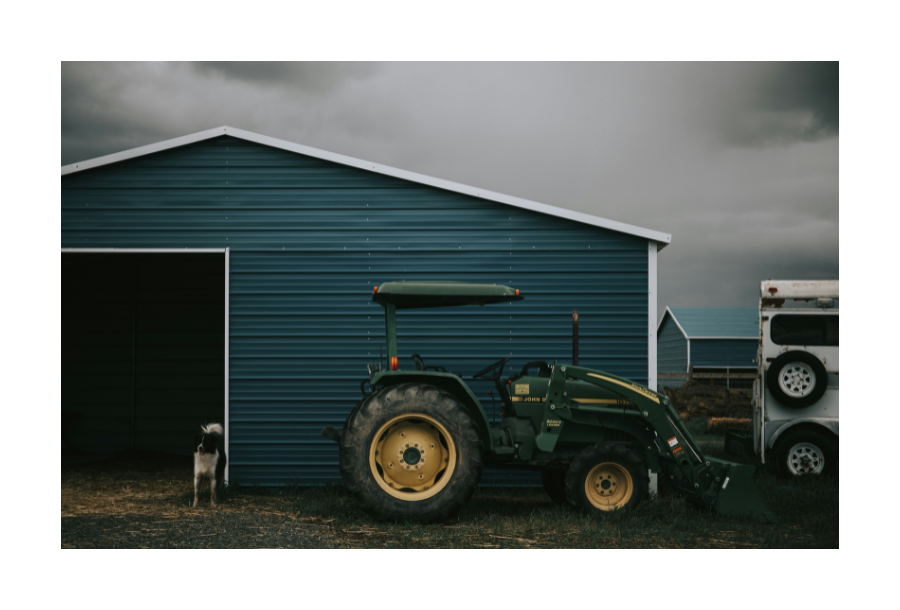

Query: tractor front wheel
[[339, 383, 483, 522], [565, 443, 649, 514]]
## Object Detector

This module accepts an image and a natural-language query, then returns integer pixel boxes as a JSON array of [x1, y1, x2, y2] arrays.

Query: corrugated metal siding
[[656, 315, 688, 389], [668, 308, 757, 338], [690, 339, 758, 368], [62, 136, 650, 486]]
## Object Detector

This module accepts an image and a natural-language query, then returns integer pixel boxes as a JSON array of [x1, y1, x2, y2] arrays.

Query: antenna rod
[[573, 310, 579, 366]]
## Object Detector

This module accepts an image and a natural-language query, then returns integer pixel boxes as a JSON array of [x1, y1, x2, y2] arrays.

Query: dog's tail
[[201, 423, 224, 436]]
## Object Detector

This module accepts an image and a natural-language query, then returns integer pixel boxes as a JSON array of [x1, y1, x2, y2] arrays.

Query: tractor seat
[[412, 353, 451, 374]]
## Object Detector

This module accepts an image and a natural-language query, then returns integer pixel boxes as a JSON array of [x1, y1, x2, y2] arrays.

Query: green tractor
[[322, 282, 774, 523]]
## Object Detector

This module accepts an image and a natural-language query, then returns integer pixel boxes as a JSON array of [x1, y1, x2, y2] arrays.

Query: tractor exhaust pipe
[[572, 310, 579, 366]]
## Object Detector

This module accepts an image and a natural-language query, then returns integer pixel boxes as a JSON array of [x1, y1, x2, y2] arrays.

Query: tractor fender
[[370, 370, 493, 451]]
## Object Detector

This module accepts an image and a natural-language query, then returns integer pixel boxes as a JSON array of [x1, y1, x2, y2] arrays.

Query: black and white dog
[[193, 423, 227, 508]]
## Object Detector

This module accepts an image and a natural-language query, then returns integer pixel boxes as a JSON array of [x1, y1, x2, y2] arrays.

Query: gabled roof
[[659, 307, 758, 339], [60, 126, 672, 248]]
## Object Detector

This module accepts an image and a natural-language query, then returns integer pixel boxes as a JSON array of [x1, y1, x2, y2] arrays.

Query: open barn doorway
[[62, 251, 227, 458]]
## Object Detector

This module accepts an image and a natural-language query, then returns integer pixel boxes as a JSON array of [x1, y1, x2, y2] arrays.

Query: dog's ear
[[208, 435, 218, 449], [194, 435, 200, 448]]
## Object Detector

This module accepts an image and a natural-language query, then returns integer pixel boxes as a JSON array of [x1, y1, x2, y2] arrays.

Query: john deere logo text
[[586, 373, 660, 404], [510, 396, 546, 403]]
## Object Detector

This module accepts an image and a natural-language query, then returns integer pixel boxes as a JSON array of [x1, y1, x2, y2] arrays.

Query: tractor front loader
[[323, 282, 775, 524]]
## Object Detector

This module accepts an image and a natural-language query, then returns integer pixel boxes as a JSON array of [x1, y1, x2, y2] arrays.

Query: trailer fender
[[766, 418, 839, 451], [370, 370, 493, 451]]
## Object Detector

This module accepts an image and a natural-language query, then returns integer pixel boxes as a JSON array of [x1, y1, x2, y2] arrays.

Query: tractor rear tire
[[339, 383, 483, 523], [565, 443, 649, 514], [540, 467, 568, 503]]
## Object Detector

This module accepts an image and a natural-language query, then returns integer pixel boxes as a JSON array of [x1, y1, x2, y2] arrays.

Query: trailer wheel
[[766, 351, 828, 409], [773, 429, 837, 477], [340, 383, 483, 522], [540, 467, 568, 503], [565, 443, 649, 513]]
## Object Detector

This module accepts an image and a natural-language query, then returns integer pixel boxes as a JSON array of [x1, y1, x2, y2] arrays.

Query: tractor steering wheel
[[472, 358, 510, 380]]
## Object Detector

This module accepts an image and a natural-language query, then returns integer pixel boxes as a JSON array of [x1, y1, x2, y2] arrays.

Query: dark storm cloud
[[60, 62, 838, 311], [62, 63, 189, 163], [678, 61, 839, 147], [189, 62, 378, 91], [60, 62, 380, 164], [761, 62, 839, 132]]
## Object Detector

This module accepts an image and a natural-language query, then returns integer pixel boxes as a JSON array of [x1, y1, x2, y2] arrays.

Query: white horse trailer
[[726, 280, 839, 476]]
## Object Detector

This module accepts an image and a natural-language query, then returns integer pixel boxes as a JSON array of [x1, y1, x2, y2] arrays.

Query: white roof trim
[[62, 248, 227, 253], [657, 306, 757, 339], [61, 126, 672, 248], [691, 366, 756, 370], [657, 306, 689, 339], [688, 336, 758, 340]]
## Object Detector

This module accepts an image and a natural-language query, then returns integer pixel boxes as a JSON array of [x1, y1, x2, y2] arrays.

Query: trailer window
[[824, 316, 839, 345], [771, 315, 838, 346]]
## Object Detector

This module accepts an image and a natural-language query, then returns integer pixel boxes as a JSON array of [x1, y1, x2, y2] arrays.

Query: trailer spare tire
[[766, 351, 828, 409], [339, 382, 483, 523]]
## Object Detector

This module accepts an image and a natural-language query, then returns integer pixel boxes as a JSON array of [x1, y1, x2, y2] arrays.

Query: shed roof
[[660, 307, 758, 339], [60, 126, 671, 248]]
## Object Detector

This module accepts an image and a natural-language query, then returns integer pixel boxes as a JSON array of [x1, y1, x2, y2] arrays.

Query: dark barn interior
[[62, 252, 225, 456]]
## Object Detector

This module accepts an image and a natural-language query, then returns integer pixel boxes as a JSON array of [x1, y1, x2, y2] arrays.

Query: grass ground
[[61, 419, 838, 549]]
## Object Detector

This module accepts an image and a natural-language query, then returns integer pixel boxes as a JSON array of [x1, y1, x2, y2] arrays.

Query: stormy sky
[[61, 62, 838, 315]]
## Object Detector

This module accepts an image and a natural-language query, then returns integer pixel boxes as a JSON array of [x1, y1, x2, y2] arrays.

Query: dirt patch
[[62, 449, 838, 549], [662, 381, 752, 420], [62, 512, 338, 549], [61, 452, 292, 518], [61, 452, 337, 549]]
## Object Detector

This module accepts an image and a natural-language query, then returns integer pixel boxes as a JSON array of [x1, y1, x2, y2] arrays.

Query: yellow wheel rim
[[584, 462, 634, 511], [368, 413, 457, 501]]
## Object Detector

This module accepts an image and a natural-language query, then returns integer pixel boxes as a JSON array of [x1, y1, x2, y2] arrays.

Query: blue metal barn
[[656, 307, 758, 389], [61, 126, 671, 486]]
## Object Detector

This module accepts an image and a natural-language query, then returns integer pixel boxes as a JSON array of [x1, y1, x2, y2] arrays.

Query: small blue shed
[[657, 307, 758, 389], [61, 126, 671, 486]]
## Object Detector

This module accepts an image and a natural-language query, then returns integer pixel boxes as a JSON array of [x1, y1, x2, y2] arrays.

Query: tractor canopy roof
[[372, 281, 523, 309]]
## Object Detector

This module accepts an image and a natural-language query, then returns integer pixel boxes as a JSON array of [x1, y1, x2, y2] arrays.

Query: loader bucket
[[712, 462, 777, 523]]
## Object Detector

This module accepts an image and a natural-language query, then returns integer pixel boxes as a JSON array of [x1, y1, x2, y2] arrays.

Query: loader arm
[[544, 364, 776, 523]]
